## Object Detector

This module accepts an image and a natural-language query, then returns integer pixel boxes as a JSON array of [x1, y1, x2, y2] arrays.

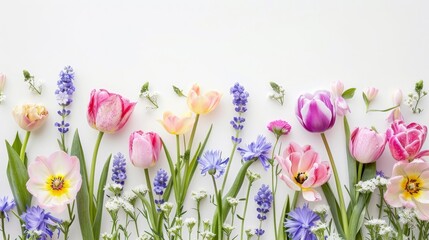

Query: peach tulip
[[13, 104, 49, 132], [187, 84, 221, 114], [159, 111, 194, 135]]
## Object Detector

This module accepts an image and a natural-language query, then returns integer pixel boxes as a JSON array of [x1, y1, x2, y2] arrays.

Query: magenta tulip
[[349, 127, 386, 163], [87, 89, 136, 133], [386, 121, 429, 161], [296, 90, 336, 133], [129, 130, 162, 169]]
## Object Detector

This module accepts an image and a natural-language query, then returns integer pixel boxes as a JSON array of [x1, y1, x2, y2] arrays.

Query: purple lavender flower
[[376, 170, 386, 178], [0, 196, 15, 221], [296, 90, 336, 133], [285, 204, 319, 240], [54, 66, 75, 136], [21, 206, 62, 240], [230, 83, 249, 144], [198, 150, 229, 178], [254, 184, 273, 236], [154, 169, 169, 208], [111, 152, 127, 186], [238, 135, 272, 170]]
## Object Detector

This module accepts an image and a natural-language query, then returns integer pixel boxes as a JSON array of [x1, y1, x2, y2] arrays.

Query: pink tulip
[[386, 121, 429, 161], [331, 80, 344, 97], [296, 90, 336, 132], [27, 151, 82, 213], [129, 130, 162, 169], [349, 127, 386, 163], [187, 84, 222, 114], [392, 89, 403, 106], [386, 107, 404, 123], [159, 111, 194, 135], [87, 89, 136, 133], [364, 87, 378, 102], [384, 160, 429, 220], [12, 104, 49, 132], [276, 142, 331, 201]]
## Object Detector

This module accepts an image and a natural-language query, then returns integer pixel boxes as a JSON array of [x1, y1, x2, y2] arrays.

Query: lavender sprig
[[154, 169, 169, 210], [111, 152, 127, 187], [54, 66, 75, 152], [254, 184, 273, 239]]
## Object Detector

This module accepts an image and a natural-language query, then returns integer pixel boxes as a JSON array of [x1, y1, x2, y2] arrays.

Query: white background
[[1, 1, 429, 239]]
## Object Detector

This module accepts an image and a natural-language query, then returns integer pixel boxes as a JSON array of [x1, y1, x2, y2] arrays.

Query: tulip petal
[[302, 188, 321, 202]]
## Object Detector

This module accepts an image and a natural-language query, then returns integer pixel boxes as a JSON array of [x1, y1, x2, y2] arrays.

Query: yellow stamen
[[401, 175, 423, 200], [45, 175, 70, 197]]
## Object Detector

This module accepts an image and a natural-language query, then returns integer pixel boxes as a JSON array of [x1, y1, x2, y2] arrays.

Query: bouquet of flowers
[[1, 67, 429, 240]]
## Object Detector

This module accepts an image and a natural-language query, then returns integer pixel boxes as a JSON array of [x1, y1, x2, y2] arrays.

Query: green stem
[[320, 133, 349, 239], [197, 201, 201, 240], [133, 216, 140, 237], [19, 131, 31, 162], [1, 216, 7, 240], [212, 176, 223, 240], [144, 169, 159, 236], [221, 112, 242, 191], [240, 182, 252, 240], [378, 188, 384, 219], [89, 131, 104, 221], [291, 191, 299, 210], [270, 137, 280, 240], [186, 114, 200, 157], [355, 162, 363, 202]]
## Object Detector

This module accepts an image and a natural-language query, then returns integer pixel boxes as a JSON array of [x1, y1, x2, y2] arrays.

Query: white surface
[[1, 1, 429, 239]]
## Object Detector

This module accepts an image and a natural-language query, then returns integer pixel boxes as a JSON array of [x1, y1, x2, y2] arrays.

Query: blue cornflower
[[254, 184, 273, 236], [237, 135, 272, 170], [230, 83, 249, 144], [55, 66, 75, 107], [154, 169, 169, 208], [198, 150, 229, 178], [285, 204, 319, 240], [0, 196, 15, 221], [21, 206, 62, 240], [111, 152, 127, 186]]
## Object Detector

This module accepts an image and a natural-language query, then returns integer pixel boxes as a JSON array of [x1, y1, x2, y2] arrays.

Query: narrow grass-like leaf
[[344, 117, 357, 205], [93, 155, 111, 240], [321, 183, 345, 237]]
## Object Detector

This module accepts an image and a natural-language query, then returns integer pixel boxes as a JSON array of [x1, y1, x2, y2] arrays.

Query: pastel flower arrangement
[[1, 67, 429, 240]]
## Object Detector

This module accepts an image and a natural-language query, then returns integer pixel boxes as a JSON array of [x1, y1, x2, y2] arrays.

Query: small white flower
[[133, 185, 148, 195], [313, 204, 329, 215], [160, 202, 174, 215], [310, 220, 328, 233], [365, 218, 386, 227], [120, 198, 135, 214], [122, 190, 137, 203], [222, 224, 235, 234], [246, 170, 261, 182], [200, 231, 216, 239], [175, 217, 183, 226], [398, 208, 417, 226], [101, 232, 113, 240], [245, 228, 254, 237], [136, 233, 153, 240], [185, 217, 196, 229], [227, 197, 239, 207], [379, 225, 396, 237], [355, 179, 377, 193], [104, 183, 123, 195], [192, 190, 208, 201], [0, 94, 6, 103], [167, 226, 181, 235], [105, 197, 121, 213], [325, 232, 343, 240]]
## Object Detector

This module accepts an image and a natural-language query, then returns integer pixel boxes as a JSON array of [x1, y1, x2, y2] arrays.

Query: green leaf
[[11, 133, 27, 167], [362, 92, 370, 107], [277, 196, 289, 240], [321, 183, 345, 237], [93, 155, 111, 240], [362, 162, 376, 181], [344, 117, 357, 205], [173, 85, 186, 97], [270, 81, 281, 93], [71, 130, 94, 240], [349, 194, 369, 238], [6, 141, 31, 215], [23, 69, 31, 80], [342, 88, 356, 99]]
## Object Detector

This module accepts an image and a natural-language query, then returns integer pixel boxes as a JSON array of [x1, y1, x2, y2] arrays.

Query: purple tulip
[[296, 91, 336, 133], [349, 127, 386, 163]]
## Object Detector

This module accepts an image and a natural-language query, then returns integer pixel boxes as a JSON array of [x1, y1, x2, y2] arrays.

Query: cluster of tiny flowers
[[54, 66, 75, 134], [136, 233, 152, 240], [111, 152, 127, 186], [254, 184, 273, 236], [132, 184, 149, 195], [355, 175, 388, 193], [105, 196, 134, 215], [365, 218, 396, 238], [160, 202, 174, 216], [325, 232, 344, 240], [246, 170, 261, 182], [153, 169, 169, 209], [101, 233, 113, 240], [122, 190, 137, 204], [191, 189, 208, 201], [398, 207, 417, 227], [230, 83, 249, 144], [310, 220, 328, 238], [104, 183, 123, 196]]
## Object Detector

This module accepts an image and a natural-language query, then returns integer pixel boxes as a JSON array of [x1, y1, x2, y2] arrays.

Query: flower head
[[55, 66, 75, 107], [296, 90, 336, 132], [187, 84, 222, 114], [349, 127, 386, 163], [267, 120, 291, 138], [386, 121, 429, 161], [285, 204, 320, 240], [230, 83, 249, 113], [21, 206, 62, 240], [0, 196, 15, 221], [365, 87, 379, 102], [254, 184, 273, 236], [87, 89, 136, 133], [13, 104, 49, 132], [159, 111, 194, 135], [331, 80, 350, 116], [154, 169, 169, 208], [111, 152, 127, 186], [129, 131, 162, 169], [198, 150, 229, 178], [384, 159, 429, 220], [277, 142, 331, 201], [26, 151, 82, 213], [238, 135, 272, 170]]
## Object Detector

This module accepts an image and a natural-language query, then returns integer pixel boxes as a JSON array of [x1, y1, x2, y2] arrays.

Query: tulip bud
[[392, 89, 403, 106], [187, 84, 222, 114], [364, 87, 378, 102], [129, 131, 162, 169], [331, 80, 344, 96], [349, 127, 386, 163]]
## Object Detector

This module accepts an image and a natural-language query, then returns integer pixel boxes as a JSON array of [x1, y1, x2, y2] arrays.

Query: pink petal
[[279, 174, 300, 191], [302, 189, 321, 201]]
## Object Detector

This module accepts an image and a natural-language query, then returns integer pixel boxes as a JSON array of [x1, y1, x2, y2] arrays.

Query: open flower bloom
[[267, 120, 291, 138], [26, 151, 82, 213], [129, 130, 162, 169], [296, 90, 336, 133], [350, 127, 386, 163], [386, 121, 429, 161], [87, 89, 136, 133], [187, 84, 222, 114], [276, 142, 331, 201], [13, 104, 49, 131], [384, 160, 429, 220], [159, 111, 194, 135]]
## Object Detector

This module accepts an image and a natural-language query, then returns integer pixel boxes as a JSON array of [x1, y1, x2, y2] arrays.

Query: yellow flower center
[[402, 175, 423, 199], [295, 172, 308, 184], [46, 175, 70, 196]]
